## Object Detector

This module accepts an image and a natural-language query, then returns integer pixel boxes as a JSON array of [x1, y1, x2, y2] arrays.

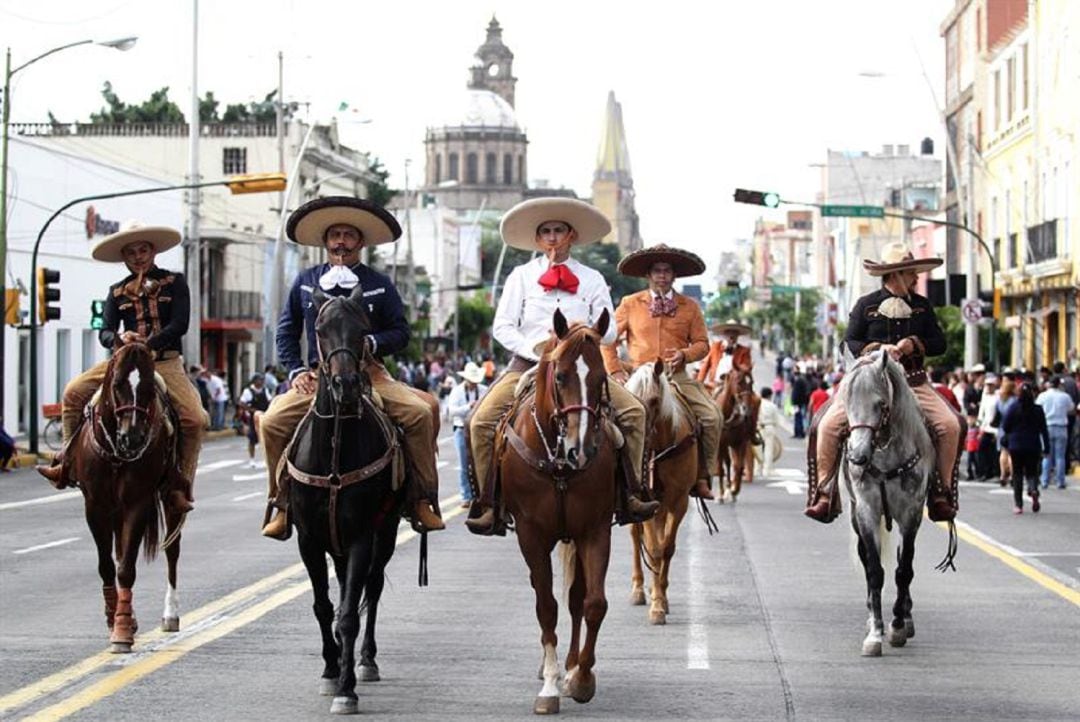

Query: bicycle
[[42, 403, 63, 451]]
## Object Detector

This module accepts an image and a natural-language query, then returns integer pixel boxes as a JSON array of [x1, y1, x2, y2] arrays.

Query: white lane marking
[[1019, 552, 1080, 558], [436, 461, 449, 469], [687, 514, 710, 670], [196, 460, 244, 474], [0, 491, 81, 511], [770, 468, 805, 479], [954, 519, 1080, 590], [767, 480, 806, 495], [231, 473, 264, 482], [13, 537, 80, 555], [989, 489, 1013, 495], [438, 435, 454, 447], [232, 492, 263, 502]]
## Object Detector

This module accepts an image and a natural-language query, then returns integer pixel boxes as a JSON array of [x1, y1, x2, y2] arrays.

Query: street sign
[[961, 298, 982, 324], [820, 204, 885, 218]]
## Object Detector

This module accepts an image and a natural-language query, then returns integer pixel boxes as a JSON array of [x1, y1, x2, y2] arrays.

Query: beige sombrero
[[500, 197, 611, 251], [712, 318, 752, 336], [287, 196, 402, 247], [863, 241, 943, 277], [91, 221, 181, 263], [617, 243, 706, 278]]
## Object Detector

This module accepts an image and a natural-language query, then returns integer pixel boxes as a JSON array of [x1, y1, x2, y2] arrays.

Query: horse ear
[[312, 287, 329, 310], [553, 308, 569, 339], [879, 348, 889, 372], [349, 283, 364, 302], [653, 357, 664, 379], [842, 342, 856, 370], [595, 308, 610, 338]]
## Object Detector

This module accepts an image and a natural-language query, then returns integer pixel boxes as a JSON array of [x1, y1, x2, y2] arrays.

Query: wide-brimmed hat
[[459, 362, 485, 384], [969, 363, 986, 373], [862, 241, 943, 277], [617, 243, 706, 278], [500, 197, 611, 251], [286, 196, 402, 247], [711, 319, 752, 336], [91, 220, 181, 263]]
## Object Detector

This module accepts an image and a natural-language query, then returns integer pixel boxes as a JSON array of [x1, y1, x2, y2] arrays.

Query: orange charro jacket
[[601, 290, 709, 374], [697, 340, 753, 388]]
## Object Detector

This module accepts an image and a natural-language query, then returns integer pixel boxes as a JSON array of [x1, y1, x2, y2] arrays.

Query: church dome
[[442, 89, 519, 130]]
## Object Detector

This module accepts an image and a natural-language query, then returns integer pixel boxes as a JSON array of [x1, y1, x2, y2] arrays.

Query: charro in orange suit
[[602, 244, 722, 499], [697, 319, 754, 392]]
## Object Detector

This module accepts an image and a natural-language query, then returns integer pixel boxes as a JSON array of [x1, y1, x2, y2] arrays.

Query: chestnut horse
[[714, 366, 760, 502], [625, 361, 699, 625], [499, 308, 616, 715], [68, 342, 185, 653]]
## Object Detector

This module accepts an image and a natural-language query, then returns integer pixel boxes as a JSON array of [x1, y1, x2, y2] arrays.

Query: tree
[[746, 287, 823, 356], [199, 91, 220, 123], [365, 158, 397, 207], [449, 291, 496, 355], [89, 81, 185, 124], [704, 288, 745, 326], [926, 306, 1010, 371]]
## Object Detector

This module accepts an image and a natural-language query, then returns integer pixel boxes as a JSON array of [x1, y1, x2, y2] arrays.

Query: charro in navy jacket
[[276, 262, 409, 380]]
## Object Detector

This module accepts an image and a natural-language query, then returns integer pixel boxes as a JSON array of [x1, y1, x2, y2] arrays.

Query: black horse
[[285, 285, 406, 715]]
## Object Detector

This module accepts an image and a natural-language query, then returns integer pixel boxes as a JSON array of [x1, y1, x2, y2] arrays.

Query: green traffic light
[[763, 192, 781, 208]]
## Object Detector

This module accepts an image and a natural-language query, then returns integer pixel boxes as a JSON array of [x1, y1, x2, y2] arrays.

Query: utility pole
[[265, 49, 285, 367], [403, 159, 415, 318], [184, 0, 202, 367], [963, 134, 978, 368]]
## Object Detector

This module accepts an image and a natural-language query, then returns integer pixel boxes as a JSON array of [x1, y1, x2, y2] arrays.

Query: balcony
[[203, 289, 261, 331], [10, 122, 282, 138]]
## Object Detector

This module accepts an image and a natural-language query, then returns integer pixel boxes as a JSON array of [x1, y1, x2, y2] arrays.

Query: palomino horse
[[498, 308, 616, 715], [68, 341, 185, 653], [278, 286, 407, 715], [714, 366, 759, 501], [625, 361, 699, 625], [839, 349, 949, 657]]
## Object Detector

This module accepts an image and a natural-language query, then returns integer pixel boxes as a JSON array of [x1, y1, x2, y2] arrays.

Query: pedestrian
[[1001, 382, 1050, 514], [808, 380, 830, 422], [976, 374, 1001, 481], [190, 364, 211, 417], [1036, 376, 1075, 489], [448, 362, 487, 506], [790, 369, 810, 439], [931, 367, 961, 412], [964, 364, 985, 417], [262, 365, 279, 397], [756, 387, 784, 477], [207, 369, 227, 430], [771, 374, 785, 409], [0, 426, 14, 472], [965, 419, 980, 481], [995, 376, 1018, 488], [237, 373, 272, 468]]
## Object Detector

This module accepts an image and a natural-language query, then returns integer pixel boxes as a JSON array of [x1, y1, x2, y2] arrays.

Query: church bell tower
[[468, 16, 517, 107]]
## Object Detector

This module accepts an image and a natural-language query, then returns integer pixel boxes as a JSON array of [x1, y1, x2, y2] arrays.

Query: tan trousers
[[668, 370, 721, 478], [469, 370, 646, 494], [814, 381, 961, 492], [62, 355, 208, 483], [260, 365, 438, 502]]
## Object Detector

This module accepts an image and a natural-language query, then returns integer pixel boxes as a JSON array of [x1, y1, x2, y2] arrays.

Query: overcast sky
[[2, 0, 951, 289]]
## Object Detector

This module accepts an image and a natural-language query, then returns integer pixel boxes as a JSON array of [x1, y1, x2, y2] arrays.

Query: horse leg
[[298, 535, 339, 696], [854, 518, 886, 657], [85, 503, 118, 630], [517, 529, 559, 715], [564, 545, 586, 676], [889, 524, 919, 647], [359, 518, 398, 683], [730, 447, 744, 499], [564, 530, 610, 705], [330, 537, 375, 715], [160, 506, 182, 633], [110, 502, 149, 653], [645, 510, 667, 625], [657, 497, 689, 620], [629, 523, 646, 606]]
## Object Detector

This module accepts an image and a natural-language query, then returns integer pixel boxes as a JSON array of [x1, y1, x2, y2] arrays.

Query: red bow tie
[[538, 264, 580, 294], [649, 295, 677, 317]]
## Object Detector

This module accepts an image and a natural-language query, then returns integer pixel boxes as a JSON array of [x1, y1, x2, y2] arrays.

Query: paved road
[[1, 414, 1078, 720]]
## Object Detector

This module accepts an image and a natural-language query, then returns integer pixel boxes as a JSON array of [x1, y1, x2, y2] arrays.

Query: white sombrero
[[458, 362, 485, 384], [286, 196, 402, 247], [500, 197, 611, 251], [712, 319, 752, 336], [863, 241, 943, 277], [91, 221, 181, 263]]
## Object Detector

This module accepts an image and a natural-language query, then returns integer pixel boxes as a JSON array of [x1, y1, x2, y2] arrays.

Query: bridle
[[93, 354, 158, 463], [313, 297, 368, 421], [846, 364, 894, 451], [530, 347, 610, 471]]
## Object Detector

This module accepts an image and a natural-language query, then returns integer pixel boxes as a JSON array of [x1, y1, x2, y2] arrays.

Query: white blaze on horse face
[[127, 368, 141, 423], [575, 356, 589, 461], [538, 643, 560, 698]]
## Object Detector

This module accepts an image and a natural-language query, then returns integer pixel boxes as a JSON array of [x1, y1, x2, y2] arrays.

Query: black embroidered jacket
[[100, 266, 189, 354], [844, 288, 945, 370]]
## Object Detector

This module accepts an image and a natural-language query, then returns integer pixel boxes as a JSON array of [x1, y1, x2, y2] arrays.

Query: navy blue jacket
[[1000, 402, 1050, 454], [276, 262, 409, 378]]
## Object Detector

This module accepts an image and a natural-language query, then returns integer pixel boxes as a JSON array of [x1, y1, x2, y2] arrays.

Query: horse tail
[[848, 512, 894, 573], [559, 540, 577, 606], [142, 495, 162, 561]]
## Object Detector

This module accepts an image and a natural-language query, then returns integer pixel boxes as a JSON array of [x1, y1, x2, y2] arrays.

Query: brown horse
[[625, 361, 699, 625], [498, 308, 616, 715], [68, 342, 185, 653], [714, 366, 760, 502]]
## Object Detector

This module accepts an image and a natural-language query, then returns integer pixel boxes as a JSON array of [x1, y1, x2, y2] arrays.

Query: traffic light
[[37, 267, 61, 324], [90, 299, 106, 330], [226, 172, 287, 194], [4, 289, 20, 326], [733, 188, 781, 208]]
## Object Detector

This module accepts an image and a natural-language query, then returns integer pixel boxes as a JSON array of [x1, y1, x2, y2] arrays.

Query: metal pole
[[964, 134, 978, 369], [1, 47, 11, 423], [403, 159, 415, 319], [266, 49, 284, 367], [184, 0, 202, 367]]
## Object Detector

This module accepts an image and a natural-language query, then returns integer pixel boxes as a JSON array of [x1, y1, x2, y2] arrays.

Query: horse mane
[[626, 362, 689, 430]]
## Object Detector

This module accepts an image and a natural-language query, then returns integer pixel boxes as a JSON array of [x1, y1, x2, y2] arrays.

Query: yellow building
[[591, 91, 643, 254]]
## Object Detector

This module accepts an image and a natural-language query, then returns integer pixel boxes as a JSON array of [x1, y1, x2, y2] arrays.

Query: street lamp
[[1, 36, 138, 421]]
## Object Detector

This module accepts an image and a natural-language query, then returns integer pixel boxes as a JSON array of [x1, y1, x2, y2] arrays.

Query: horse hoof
[[886, 625, 907, 647], [330, 696, 358, 715], [318, 678, 337, 696], [359, 664, 380, 682], [161, 617, 180, 633], [861, 641, 882, 657], [533, 695, 560, 715], [109, 642, 132, 654], [649, 611, 667, 625], [904, 618, 915, 638], [630, 588, 646, 606], [565, 674, 596, 704]]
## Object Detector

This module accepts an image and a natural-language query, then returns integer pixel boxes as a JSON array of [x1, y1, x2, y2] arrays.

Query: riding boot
[[413, 500, 445, 531], [804, 477, 841, 523], [261, 472, 291, 540], [36, 448, 70, 489], [689, 477, 715, 500], [614, 449, 659, 525], [926, 470, 957, 522]]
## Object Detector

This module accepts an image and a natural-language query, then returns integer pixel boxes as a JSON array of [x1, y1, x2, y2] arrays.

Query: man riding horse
[[601, 244, 721, 500], [466, 197, 660, 534], [805, 242, 962, 523], [38, 222, 207, 513], [260, 196, 444, 538], [698, 319, 754, 393]]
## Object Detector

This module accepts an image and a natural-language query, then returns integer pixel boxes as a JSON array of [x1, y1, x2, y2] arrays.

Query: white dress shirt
[[448, 381, 488, 428], [493, 256, 617, 361]]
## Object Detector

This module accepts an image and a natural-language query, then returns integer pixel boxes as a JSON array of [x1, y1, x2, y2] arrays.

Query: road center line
[[195, 459, 244, 473], [686, 514, 710, 670], [0, 491, 81, 511], [231, 492, 263, 502], [13, 537, 80, 555]]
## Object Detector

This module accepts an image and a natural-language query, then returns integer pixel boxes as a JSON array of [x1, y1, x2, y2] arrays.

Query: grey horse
[[839, 349, 940, 657]]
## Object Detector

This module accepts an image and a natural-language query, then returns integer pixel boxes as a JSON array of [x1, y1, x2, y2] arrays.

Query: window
[[1006, 57, 1015, 121], [1021, 44, 1029, 111], [485, 153, 497, 184], [503, 153, 513, 185], [448, 153, 459, 181], [466, 153, 478, 184], [223, 147, 247, 174], [517, 155, 525, 185], [993, 70, 1001, 130], [1004, 189, 1012, 266], [434, 155, 442, 185]]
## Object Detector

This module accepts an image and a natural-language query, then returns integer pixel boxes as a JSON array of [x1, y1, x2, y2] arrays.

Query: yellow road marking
[[3, 496, 466, 719], [941, 519, 1080, 608]]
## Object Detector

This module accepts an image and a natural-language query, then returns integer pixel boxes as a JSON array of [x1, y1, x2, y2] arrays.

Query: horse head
[[312, 285, 372, 413], [843, 350, 896, 471], [106, 342, 158, 460], [540, 308, 610, 470]]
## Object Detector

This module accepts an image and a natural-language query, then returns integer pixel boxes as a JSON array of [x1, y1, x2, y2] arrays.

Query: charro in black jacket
[[843, 288, 945, 371], [100, 266, 189, 354]]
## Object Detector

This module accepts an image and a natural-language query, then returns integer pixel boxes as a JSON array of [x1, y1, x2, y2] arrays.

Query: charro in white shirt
[[493, 256, 617, 361]]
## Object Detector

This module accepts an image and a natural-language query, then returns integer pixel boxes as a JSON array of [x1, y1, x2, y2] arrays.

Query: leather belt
[[156, 350, 180, 361], [508, 355, 537, 373]]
